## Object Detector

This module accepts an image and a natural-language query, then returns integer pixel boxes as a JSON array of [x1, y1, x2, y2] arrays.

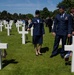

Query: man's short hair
[[35, 10, 40, 15], [58, 5, 65, 10], [70, 7, 74, 13], [71, 7, 74, 9]]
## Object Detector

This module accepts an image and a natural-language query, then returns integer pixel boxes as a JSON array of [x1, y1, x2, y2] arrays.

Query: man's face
[[71, 8, 74, 15], [59, 8, 64, 14], [35, 14, 40, 17]]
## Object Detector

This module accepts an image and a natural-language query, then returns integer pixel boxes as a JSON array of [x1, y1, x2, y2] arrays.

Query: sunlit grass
[[0, 24, 73, 75]]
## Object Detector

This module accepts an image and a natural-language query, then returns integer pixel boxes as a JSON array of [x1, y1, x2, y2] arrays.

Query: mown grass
[[0, 24, 73, 75]]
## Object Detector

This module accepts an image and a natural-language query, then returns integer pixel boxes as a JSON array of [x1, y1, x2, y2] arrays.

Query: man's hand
[[72, 31, 74, 35], [52, 32, 56, 36], [68, 34, 71, 38], [27, 28, 30, 31]]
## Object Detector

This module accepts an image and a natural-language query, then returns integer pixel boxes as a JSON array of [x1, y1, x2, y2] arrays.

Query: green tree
[[52, 0, 74, 18], [7, 13, 12, 19], [13, 13, 19, 20], [19, 13, 26, 20], [41, 7, 50, 18], [52, 9, 59, 18], [0, 12, 1, 19], [57, 0, 71, 8], [40, 7, 53, 19], [1, 10, 8, 19], [26, 14, 34, 19], [70, 0, 74, 7]]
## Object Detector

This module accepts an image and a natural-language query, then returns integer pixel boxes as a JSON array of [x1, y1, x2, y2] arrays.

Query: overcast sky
[[0, 0, 62, 14]]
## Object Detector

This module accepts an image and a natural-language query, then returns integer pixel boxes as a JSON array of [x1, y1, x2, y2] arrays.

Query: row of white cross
[[0, 20, 13, 69], [0, 20, 33, 69], [0, 21, 12, 70], [0, 20, 27, 70], [0, 20, 33, 43], [0, 20, 13, 36]]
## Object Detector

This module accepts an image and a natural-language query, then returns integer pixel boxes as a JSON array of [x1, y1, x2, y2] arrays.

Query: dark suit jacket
[[71, 14, 74, 31], [52, 13, 72, 36], [29, 17, 45, 36], [47, 18, 53, 27]]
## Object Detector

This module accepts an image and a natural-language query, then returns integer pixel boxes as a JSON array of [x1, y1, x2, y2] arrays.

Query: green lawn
[[0, 24, 73, 75]]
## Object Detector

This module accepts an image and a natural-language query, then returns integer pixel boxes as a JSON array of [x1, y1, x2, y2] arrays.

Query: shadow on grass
[[57, 48, 62, 54], [65, 61, 71, 66], [2, 59, 18, 68], [58, 48, 69, 55], [26, 41, 32, 43], [10, 34, 15, 36], [40, 47, 49, 53], [49, 48, 63, 57]]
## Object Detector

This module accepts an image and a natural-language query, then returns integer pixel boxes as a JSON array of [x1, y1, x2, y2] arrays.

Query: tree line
[[0, 7, 52, 20], [0, 0, 74, 20], [0, 11, 34, 20]]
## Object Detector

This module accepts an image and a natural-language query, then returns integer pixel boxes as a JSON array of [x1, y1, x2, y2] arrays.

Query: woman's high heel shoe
[[38, 52, 42, 55], [36, 52, 39, 56]]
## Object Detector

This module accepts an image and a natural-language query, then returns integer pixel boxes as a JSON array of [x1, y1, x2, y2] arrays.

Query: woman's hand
[[52, 32, 56, 37], [27, 28, 30, 31]]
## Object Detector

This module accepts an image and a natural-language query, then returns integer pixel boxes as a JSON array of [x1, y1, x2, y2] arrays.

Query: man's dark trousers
[[52, 35, 67, 57]]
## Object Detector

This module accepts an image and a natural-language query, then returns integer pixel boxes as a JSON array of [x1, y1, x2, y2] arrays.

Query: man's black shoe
[[50, 55, 55, 58], [61, 54, 64, 58], [60, 53, 65, 59]]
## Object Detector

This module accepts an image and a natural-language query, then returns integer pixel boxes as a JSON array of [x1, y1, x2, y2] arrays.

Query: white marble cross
[[16, 22, 21, 32], [0, 22, 3, 32], [31, 26, 33, 36], [59, 39, 62, 45], [5, 24, 11, 36], [9, 20, 13, 27], [3, 20, 8, 28], [19, 20, 23, 25], [64, 36, 74, 72], [22, 23, 25, 28], [52, 21, 54, 29], [19, 26, 28, 44], [0, 43, 7, 69]]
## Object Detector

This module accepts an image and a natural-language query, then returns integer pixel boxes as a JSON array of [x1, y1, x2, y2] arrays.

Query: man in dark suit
[[27, 10, 45, 56], [25, 18, 28, 31], [64, 7, 74, 59], [50, 6, 72, 58], [47, 17, 53, 33], [71, 7, 74, 35]]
